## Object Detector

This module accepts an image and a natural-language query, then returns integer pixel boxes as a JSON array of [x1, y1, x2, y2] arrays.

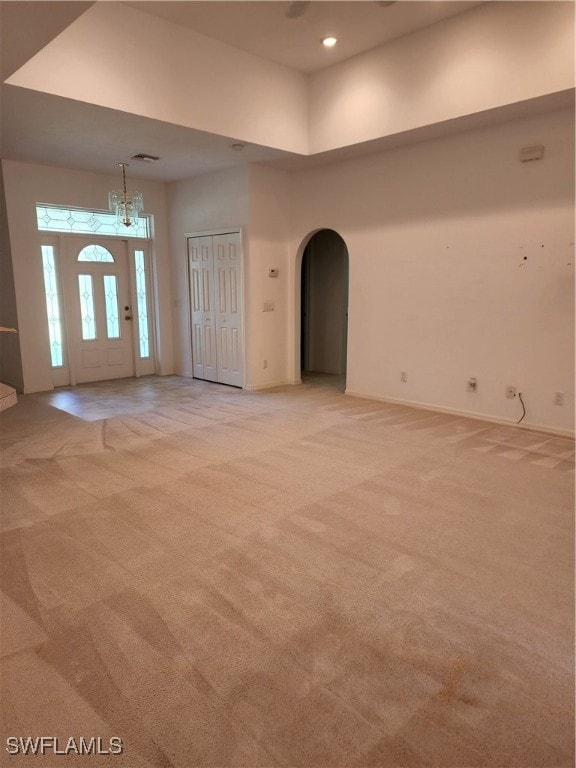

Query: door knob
[[125, 315, 132, 320]]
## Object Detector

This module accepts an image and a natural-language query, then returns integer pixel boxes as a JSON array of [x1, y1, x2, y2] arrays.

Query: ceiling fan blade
[[285, 1, 311, 19]]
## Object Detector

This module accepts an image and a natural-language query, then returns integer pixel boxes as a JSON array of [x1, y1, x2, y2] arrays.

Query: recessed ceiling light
[[321, 36, 338, 48], [231, 143, 245, 151]]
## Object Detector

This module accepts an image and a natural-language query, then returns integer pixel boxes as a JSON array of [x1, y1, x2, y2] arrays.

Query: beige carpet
[[0, 374, 574, 767]]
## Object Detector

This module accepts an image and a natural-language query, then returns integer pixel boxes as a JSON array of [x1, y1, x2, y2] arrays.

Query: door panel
[[217, 266, 228, 313], [189, 237, 204, 380], [188, 236, 217, 382], [64, 238, 135, 383], [213, 233, 243, 386]]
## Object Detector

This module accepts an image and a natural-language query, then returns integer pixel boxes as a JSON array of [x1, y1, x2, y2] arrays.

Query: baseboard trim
[[344, 389, 574, 439], [244, 380, 294, 392]]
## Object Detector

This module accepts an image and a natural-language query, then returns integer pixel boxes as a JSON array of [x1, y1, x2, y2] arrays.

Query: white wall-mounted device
[[519, 145, 545, 162]]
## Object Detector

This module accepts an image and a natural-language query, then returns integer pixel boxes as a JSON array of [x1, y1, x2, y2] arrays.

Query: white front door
[[63, 238, 135, 383]]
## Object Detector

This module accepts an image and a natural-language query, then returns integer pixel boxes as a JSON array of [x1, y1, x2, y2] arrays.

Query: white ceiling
[[0, 0, 502, 182], [1, 87, 294, 181], [128, 1, 483, 74], [0, 1, 94, 80]]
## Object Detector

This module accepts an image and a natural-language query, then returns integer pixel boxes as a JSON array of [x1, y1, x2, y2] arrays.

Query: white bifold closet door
[[188, 232, 243, 387]]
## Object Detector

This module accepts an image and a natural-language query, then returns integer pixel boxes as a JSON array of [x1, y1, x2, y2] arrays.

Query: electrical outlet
[[506, 385, 516, 399], [554, 392, 565, 406], [400, 371, 407, 383], [466, 377, 477, 392], [263, 360, 268, 369]]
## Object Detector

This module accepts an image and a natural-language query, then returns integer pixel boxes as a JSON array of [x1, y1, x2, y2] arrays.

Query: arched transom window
[[77, 244, 115, 263]]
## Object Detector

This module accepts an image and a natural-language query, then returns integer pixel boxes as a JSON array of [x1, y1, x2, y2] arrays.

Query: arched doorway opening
[[300, 229, 349, 388]]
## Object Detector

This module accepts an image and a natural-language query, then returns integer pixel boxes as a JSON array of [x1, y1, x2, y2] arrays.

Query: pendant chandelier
[[108, 163, 143, 228]]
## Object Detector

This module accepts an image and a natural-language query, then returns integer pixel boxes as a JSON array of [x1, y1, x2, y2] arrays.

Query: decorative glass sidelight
[[103, 275, 120, 339], [134, 250, 150, 358], [41, 245, 64, 367], [78, 274, 96, 340]]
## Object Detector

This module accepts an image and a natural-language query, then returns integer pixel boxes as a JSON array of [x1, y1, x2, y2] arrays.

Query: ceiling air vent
[[131, 153, 160, 163]]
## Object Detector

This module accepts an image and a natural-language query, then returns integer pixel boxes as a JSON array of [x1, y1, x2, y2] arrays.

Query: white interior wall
[[1, 160, 173, 394], [167, 167, 249, 380], [308, 1, 574, 153], [247, 165, 292, 390], [167, 165, 291, 391], [0, 169, 23, 390], [168, 165, 290, 389], [287, 108, 575, 434]]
